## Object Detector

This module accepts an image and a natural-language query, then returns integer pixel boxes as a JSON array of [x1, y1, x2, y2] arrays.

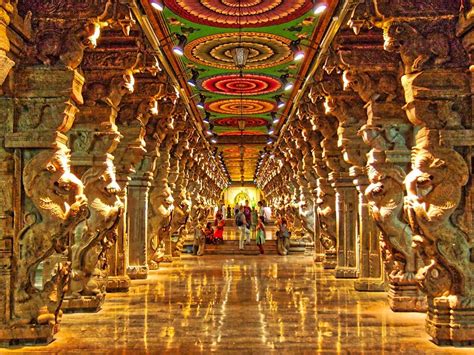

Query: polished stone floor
[[4, 255, 474, 354]]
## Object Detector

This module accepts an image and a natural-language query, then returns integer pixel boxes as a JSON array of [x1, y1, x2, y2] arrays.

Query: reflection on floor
[[4, 255, 474, 354]]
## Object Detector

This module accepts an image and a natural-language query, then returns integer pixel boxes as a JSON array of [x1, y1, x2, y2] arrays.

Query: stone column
[[64, 51, 141, 311], [377, 0, 474, 344], [310, 79, 359, 279], [337, 23, 425, 310], [0, 65, 88, 343], [147, 88, 179, 268], [0, 1, 15, 86], [0, 0, 114, 341], [107, 72, 166, 290]]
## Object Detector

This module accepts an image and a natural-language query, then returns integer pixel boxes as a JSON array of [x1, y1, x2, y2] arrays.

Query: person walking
[[235, 206, 247, 250], [250, 207, 258, 241], [243, 200, 251, 244], [256, 216, 266, 254]]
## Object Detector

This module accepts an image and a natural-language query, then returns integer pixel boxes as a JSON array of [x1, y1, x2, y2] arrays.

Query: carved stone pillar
[[337, 24, 426, 310], [147, 88, 179, 268], [311, 78, 359, 279], [307, 99, 338, 269], [377, 0, 474, 344], [64, 52, 142, 311], [0, 65, 88, 343], [0, 1, 15, 86]]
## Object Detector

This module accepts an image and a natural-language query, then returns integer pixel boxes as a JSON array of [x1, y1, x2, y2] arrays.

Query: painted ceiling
[[160, 0, 328, 182]]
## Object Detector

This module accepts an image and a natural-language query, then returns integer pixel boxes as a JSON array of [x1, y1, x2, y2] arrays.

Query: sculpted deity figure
[[15, 143, 88, 324]]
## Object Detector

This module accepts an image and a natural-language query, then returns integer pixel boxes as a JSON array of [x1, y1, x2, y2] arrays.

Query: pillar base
[[62, 295, 105, 313], [0, 323, 58, 346], [323, 251, 337, 269], [335, 267, 358, 279], [388, 281, 427, 312], [314, 253, 325, 262], [127, 265, 148, 280], [106, 275, 131, 293], [426, 296, 474, 346], [354, 278, 385, 292]]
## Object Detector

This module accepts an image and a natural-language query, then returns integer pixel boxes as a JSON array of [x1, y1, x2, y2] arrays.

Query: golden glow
[[88, 23, 101, 48]]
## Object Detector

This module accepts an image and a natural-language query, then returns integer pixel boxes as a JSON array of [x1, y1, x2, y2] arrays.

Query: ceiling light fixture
[[271, 112, 279, 124], [150, 0, 164, 11], [203, 112, 211, 124], [172, 34, 187, 56], [290, 39, 305, 62], [187, 69, 199, 87], [313, 1, 328, 15], [196, 94, 206, 109], [274, 95, 285, 109], [280, 74, 294, 91], [231, 0, 250, 70]]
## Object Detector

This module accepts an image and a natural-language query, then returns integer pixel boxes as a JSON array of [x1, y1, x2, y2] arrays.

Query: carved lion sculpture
[[69, 159, 123, 298], [365, 150, 416, 281], [148, 181, 174, 267], [15, 144, 88, 324], [404, 136, 471, 297], [383, 21, 450, 74], [343, 70, 398, 103], [316, 180, 337, 252], [170, 190, 192, 257]]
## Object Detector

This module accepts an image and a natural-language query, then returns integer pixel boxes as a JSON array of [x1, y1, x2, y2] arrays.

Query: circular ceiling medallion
[[185, 32, 292, 70], [219, 131, 265, 136], [165, 0, 312, 28], [201, 74, 281, 96], [214, 117, 268, 127], [207, 99, 275, 114]]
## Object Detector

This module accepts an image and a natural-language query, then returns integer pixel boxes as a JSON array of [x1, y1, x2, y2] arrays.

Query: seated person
[[204, 222, 214, 244]]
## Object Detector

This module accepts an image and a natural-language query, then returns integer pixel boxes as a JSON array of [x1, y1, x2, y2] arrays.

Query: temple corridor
[[5, 254, 470, 354], [2, 0, 474, 351]]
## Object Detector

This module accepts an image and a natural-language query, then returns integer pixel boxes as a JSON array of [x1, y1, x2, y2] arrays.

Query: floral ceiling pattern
[[162, 0, 324, 181]]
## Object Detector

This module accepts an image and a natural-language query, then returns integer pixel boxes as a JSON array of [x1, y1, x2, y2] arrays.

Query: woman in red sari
[[214, 212, 225, 244]]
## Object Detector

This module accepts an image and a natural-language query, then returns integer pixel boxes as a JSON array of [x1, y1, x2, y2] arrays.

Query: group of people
[[234, 200, 271, 254], [194, 200, 274, 256], [202, 211, 225, 245]]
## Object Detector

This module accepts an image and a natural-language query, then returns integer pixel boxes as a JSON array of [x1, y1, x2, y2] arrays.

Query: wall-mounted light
[[150, 0, 164, 11], [280, 74, 294, 91], [290, 39, 305, 62], [203, 112, 211, 124], [187, 69, 199, 87], [313, 1, 327, 15], [267, 138, 274, 145], [274, 95, 285, 109], [271, 112, 279, 124], [196, 94, 206, 109], [211, 137, 218, 144], [173, 34, 187, 56]]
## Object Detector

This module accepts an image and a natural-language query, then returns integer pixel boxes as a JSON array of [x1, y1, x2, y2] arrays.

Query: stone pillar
[[377, 0, 474, 344], [64, 52, 141, 311], [0, 1, 15, 86], [147, 88, 179, 268], [0, 65, 88, 344]]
